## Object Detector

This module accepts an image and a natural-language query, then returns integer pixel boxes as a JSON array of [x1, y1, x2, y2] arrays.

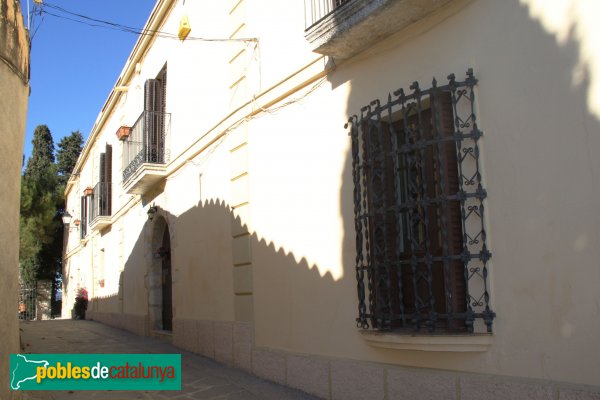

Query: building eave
[[66, 0, 176, 196]]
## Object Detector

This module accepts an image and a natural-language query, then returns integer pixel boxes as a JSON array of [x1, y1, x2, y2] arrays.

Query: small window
[[348, 69, 494, 333]]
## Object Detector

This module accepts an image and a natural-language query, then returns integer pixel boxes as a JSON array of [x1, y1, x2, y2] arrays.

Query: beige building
[[0, 0, 29, 398], [63, 0, 600, 398]]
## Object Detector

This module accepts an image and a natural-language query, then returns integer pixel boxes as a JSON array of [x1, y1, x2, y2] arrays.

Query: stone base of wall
[[91, 315, 600, 400], [172, 318, 253, 372], [258, 350, 600, 400], [172, 319, 600, 400], [87, 311, 148, 337]]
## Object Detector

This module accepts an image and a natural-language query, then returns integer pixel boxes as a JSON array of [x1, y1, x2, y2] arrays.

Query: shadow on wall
[[81, 0, 600, 386], [86, 197, 344, 349], [330, 0, 600, 374]]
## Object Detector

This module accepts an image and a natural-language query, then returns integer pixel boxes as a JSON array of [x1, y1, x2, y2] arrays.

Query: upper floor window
[[90, 144, 112, 222], [122, 65, 170, 185], [80, 195, 88, 239], [348, 69, 494, 333]]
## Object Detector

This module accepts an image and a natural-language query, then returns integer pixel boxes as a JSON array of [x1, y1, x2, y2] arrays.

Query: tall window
[[349, 69, 494, 333], [98, 144, 112, 216], [90, 144, 112, 222], [144, 65, 167, 164], [122, 65, 169, 183], [80, 195, 88, 239]]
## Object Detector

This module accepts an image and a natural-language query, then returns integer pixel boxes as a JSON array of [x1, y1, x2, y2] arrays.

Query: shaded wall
[[72, 0, 600, 397], [0, 0, 29, 398]]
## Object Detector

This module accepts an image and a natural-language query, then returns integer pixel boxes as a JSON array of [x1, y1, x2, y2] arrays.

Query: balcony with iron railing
[[122, 110, 171, 195], [304, 0, 456, 59], [89, 181, 112, 231]]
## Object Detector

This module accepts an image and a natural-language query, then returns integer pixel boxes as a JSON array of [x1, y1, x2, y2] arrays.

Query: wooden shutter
[[144, 73, 166, 163], [433, 91, 467, 326], [144, 78, 162, 113], [361, 92, 466, 330], [99, 152, 106, 216], [144, 79, 161, 162], [99, 153, 106, 185], [160, 67, 167, 113], [80, 196, 85, 239], [363, 119, 398, 327], [105, 144, 112, 215], [80, 195, 87, 238]]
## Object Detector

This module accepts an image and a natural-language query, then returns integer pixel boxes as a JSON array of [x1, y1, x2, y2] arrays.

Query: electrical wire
[[27, 2, 45, 43], [39, 1, 256, 43]]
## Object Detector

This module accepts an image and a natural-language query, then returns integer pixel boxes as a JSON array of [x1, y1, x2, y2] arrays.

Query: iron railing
[[305, 0, 351, 29], [347, 69, 495, 333], [89, 181, 111, 222], [122, 110, 171, 183], [18, 285, 37, 321]]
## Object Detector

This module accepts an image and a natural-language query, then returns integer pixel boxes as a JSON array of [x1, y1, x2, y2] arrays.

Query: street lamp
[[61, 211, 73, 225], [147, 205, 158, 222]]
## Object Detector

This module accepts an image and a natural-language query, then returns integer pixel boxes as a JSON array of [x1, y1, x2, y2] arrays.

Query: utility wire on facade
[[39, 1, 257, 43]]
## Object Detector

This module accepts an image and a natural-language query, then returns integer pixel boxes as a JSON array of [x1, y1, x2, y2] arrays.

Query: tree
[[56, 131, 83, 187], [20, 174, 59, 284], [20, 125, 61, 284], [24, 125, 56, 188], [20, 125, 84, 285]]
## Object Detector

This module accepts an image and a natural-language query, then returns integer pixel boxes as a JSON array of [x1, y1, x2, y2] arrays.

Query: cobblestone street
[[19, 320, 319, 400]]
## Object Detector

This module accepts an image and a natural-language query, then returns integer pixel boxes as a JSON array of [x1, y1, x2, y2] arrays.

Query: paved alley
[[19, 320, 319, 400]]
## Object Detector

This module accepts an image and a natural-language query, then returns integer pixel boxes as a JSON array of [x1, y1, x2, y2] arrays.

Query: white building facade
[[63, 0, 600, 398]]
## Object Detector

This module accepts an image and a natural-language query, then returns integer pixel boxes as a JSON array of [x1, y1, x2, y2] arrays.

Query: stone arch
[[147, 213, 172, 331]]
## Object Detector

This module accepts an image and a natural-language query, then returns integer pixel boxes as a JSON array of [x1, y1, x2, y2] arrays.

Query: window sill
[[360, 330, 492, 352]]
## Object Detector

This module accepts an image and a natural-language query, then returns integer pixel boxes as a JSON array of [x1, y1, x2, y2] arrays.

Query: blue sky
[[19, 0, 156, 162]]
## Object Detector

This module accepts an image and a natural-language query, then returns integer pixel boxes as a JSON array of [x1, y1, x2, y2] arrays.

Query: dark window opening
[[80, 195, 88, 239], [91, 143, 112, 220]]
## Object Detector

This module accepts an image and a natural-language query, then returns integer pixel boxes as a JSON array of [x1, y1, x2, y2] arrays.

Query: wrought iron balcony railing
[[122, 110, 171, 183], [304, 0, 455, 59], [305, 0, 350, 30], [89, 181, 111, 222]]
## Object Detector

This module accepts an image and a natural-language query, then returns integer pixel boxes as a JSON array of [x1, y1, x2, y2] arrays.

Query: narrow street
[[19, 320, 319, 400]]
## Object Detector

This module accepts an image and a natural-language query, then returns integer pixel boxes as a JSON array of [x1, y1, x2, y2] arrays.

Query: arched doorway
[[161, 226, 172, 331], [148, 215, 173, 332]]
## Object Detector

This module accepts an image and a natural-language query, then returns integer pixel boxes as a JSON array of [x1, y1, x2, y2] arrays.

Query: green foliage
[[57, 131, 83, 187], [19, 125, 81, 284], [25, 125, 56, 187]]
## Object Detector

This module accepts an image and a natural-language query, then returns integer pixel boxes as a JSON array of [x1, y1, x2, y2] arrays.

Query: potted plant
[[83, 187, 93, 196], [116, 126, 131, 141], [73, 288, 88, 320]]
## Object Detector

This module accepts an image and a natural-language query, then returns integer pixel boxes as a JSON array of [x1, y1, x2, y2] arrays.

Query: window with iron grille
[[348, 69, 495, 333]]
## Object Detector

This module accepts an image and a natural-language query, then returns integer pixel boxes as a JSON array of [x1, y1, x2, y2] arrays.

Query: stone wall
[[0, 0, 29, 398], [169, 317, 600, 400]]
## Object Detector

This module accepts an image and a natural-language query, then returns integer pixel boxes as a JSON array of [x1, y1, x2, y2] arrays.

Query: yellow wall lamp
[[178, 14, 191, 41]]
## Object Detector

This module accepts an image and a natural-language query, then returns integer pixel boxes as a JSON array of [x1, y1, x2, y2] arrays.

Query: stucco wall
[[247, 0, 600, 388], [0, 0, 28, 398], [67, 0, 600, 393]]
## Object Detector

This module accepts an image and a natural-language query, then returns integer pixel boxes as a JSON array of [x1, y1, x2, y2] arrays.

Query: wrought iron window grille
[[346, 69, 495, 334]]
